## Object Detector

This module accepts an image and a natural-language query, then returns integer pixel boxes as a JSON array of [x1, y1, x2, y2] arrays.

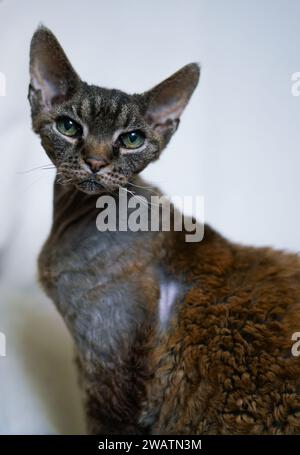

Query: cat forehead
[[65, 84, 144, 127]]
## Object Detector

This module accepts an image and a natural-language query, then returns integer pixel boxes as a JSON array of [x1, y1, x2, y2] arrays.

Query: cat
[[28, 26, 300, 435]]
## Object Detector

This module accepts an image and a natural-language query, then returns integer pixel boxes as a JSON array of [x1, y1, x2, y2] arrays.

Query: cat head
[[29, 26, 200, 195]]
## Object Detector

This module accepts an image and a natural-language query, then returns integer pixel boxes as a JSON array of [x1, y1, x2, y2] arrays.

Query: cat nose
[[84, 157, 108, 173]]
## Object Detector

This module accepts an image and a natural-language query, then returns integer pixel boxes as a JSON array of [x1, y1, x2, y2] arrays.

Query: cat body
[[29, 27, 300, 434]]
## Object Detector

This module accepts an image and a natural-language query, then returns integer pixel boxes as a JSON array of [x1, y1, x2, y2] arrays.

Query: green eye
[[120, 131, 145, 149], [56, 117, 82, 137]]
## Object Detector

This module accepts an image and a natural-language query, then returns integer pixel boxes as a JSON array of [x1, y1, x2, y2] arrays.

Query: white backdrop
[[0, 0, 299, 434]]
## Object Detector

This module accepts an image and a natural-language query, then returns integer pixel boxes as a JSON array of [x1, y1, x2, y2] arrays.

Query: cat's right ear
[[29, 26, 80, 116]]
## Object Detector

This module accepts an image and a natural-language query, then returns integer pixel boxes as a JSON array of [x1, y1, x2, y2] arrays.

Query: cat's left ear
[[29, 26, 80, 116], [144, 63, 200, 147]]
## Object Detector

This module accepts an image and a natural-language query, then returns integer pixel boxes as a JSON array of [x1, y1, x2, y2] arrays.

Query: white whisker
[[17, 164, 56, 174], [119, 186, 162, 208]]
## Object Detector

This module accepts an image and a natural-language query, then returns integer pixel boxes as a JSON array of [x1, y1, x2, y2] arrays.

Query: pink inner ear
[[147, 98, 184, 125], [31, 65, 62, 109]]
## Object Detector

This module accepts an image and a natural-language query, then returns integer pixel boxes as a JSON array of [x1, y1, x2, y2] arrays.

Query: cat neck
[[46, 174, 162, 365], [50, 173, 161, 240]]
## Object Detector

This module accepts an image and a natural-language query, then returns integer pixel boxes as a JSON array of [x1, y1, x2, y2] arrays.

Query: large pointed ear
[[28, 26, 80, 116], [144, 63, 200, 146]]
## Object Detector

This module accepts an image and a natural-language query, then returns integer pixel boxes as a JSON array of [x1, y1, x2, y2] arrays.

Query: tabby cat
[[29, 26, 300, 434]]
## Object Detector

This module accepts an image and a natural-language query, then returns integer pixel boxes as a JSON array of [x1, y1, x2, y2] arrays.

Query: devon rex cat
[[29, 26, 300, 434]]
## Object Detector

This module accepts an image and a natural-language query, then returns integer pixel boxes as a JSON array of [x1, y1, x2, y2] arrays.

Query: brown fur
[[143, 228, 300, 434]]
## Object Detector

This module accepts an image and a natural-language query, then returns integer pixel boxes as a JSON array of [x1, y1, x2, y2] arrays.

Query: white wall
[[0, 0, 299, 434]]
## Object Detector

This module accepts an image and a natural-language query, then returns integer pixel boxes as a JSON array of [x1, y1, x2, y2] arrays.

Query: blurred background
[[0, 0, 299, 434]]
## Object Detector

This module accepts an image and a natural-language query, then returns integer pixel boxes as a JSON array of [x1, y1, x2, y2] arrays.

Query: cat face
[[28, 27, 199, 195]]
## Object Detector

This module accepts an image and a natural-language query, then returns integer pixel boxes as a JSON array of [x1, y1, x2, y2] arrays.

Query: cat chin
[[75, 180, 107, 195]]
